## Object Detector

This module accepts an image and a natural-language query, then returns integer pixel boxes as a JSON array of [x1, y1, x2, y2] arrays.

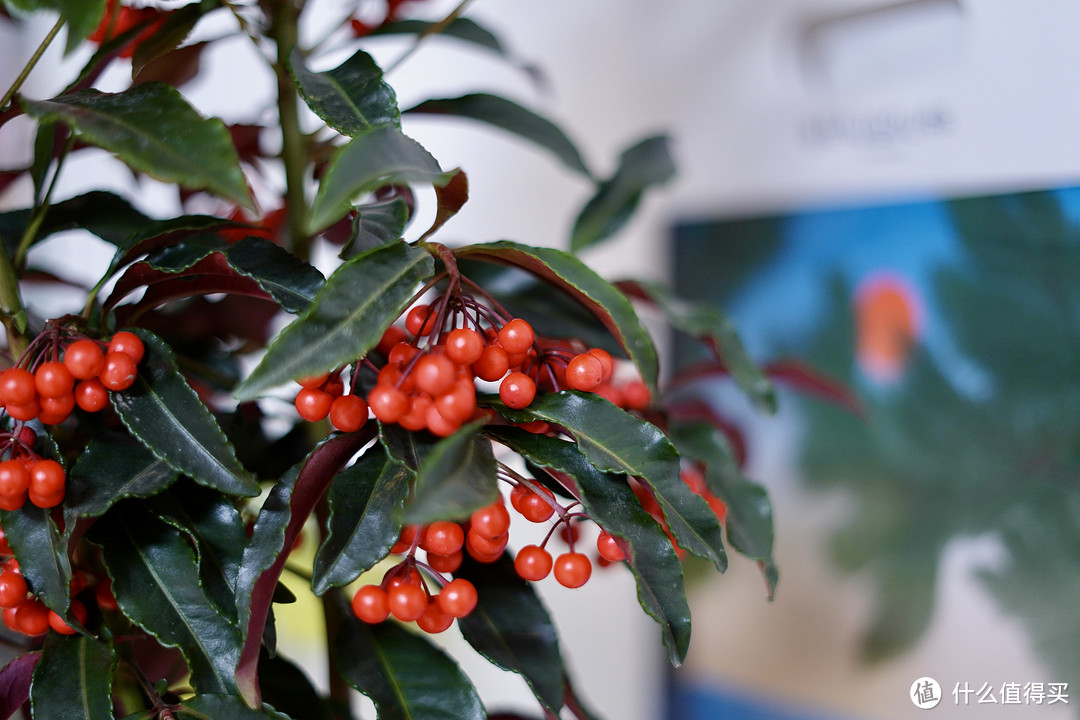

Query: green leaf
[[340, 196, 411, 259], [489, 427, 692, 664], [3, 0, 108, 53], [307, 126, 456, 234], [256, 652, 334, 720], [311, 445, 411, 595], [290, 47, 399, 136], [456, 553, 565, 712], [21, 84, 252, 209], [179, 694, 292, 720], [235, 240, 433, 401], [131, 3, 204, 77], [405, 93, 591, 177], [0, 504, 71, 616], [379, 422, 440, 469], [455, 240, 659, 392], [151, 482, 249, 620], [64, 432, 178, 527], [111, 329, 259, 497], [492, 391, 727, 571], [634, 280, 776, 412], [669, 421, 778, 597], [336, 613, 485, 720], [88, 507, 243, 695], [571, 135, 675, 252], [223, 236, 325, 314], [0, 191, 153, 258], [373, 18, 507, 56], [405, 421, 498, 524], [31, 635, 114, 720]]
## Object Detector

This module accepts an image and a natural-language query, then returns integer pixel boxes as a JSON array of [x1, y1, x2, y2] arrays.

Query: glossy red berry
[[0, 571, 27, 608], [444, 328, 484, 365], [369, 384, 410, 424], [295, 388, 333, 422], [470, 503, 510, 538], [423, 521, 465, 556], [565, 353, 604, 391], [426, 550, 463, 573], [388, 583, 428, 622], [390, 524, 421, 554], [518, 488, 556, 523], [75, 379, 109, 412], [621, 380, 651, 410], [553, 552, 592, 588], [14, 599, 49, 635], [596, 530, 626, 562], [329, 394, 368, 432], [498, 319, 534, 354], [0, 368, 36, 405], [437, 578, 477, 618], [351, 585, 390, 624], [296, 372, 330, 389], [499, 372, 536, 410], [48, 600, 86, 635], [0, 461, 29, 500], [473, 346, 509, 382], [64, 339, 106, 380], [405, 305, 434, 337], [108, 331, 145, 364], [100, 352, 138, 391], [29, 460, 65, 498], [417, 599, 454, 633], [414, 353, 456, 397], [35, 362, 74, 398], [514, 545, 553, 581], [587, 348, 614, 381]]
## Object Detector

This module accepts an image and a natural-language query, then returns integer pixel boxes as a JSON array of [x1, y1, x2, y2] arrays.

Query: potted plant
[[0, 0, 777, 718]]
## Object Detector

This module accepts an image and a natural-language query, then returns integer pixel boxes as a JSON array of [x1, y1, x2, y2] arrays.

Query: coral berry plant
[[0, 0, 778, 719]]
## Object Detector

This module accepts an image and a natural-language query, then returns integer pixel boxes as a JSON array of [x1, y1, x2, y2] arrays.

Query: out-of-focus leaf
[[3, 0, 108, 53], [492, 391, 726, 571], [130, 3, 204, 76], [30, 635, 114, 720], [404, 420, 498, 524], [456, 553, 565, 712], [178, 694, 292, 719], [0, 504, 71, 616], [312, 444, 411, 595], [257, 651, 335, 720], [89, 508, 242, 694], [336, 613, 485, 720], [372, 17, 506, 55], [405, 94, 590, 177], [455, 240, 659, 391], [489, 427, 692, 664], [290, 47, 399, 136], [418, 169, 467, 241], [111, 329, 259, 497], [21, 84, 252, 209], [0, 653, 39, 720], [669, 421, 778, 598], [307, 125, 455, 233], [570, 135, 675, 251], [235, 240, 433, 401]]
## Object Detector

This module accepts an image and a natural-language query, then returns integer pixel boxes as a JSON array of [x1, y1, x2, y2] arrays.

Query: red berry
[[423, 521, 465, 556], [35, 362, 74, 398], [390, 524, 421, 554], [565, 353, 604, 391], [388, 583, 428, 622], [553, 552, 592, 588], [376, 325, 409, 356], [398, 394, 432, 432], [29, 459, 64, 497], [0, 368, 36, 405], [64, 339, 106, 380], [473, 346, 510, 382], [444, 328, 484, 365], [405, 305, 434, 337], [48, 600, 86, 635], [437, 578, 477, 618], [0, 571, 27, 608], [329, 394, 368, 432], [470, 503, 510, 538], [296, 372, 330, 388], [426, 550, 463, 573], [424, 404, 460, 437], [587, 348, 614, 381], [0, 461, 29, 500], [368, 384, 409, 423], [465, 529, 508, 561], [621, 380, 651, 410], [39, 393, 75, 420], [499, 372, 536, 410], [413, 353, 456, 397], [108, 331, 145, 364], [1, 607, 16, 632], [416, 599, 454, 633], [100, 352, 138, 391], [295, 388, 333, 422], [351, 585, 390, 624], [388, 342, 419, 366], [5, 400, 38, 422], [14, 599, 49, 635], [596, 530, 626, 562], [498, 319, 534, 354], [518, 487, 556, 523], [75, 379, 109, 412], [434, 378, 476, 423], [514, 545, 553, 581]]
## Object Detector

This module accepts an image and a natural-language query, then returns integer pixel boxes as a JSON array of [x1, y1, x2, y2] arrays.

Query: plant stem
[[0, 16, 64, 112], [384, 0, 476, 75], [0, 246, 28, 359], [268, 0, 311, 260]]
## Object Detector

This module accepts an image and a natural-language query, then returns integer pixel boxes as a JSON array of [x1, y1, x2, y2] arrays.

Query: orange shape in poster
[[854, 272, 922, 382]]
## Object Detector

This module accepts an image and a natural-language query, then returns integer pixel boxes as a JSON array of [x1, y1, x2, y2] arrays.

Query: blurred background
[[3, 0, 1080, 718]]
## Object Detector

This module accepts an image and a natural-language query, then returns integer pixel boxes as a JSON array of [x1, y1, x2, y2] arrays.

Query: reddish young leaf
[[0, 653, 40, 720]]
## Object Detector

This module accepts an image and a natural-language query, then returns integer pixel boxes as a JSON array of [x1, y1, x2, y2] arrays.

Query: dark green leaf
[[224, 236, 325, 313], [340, 196, 411, 259], [493, 391, 726, 571], [290, 47, 399, 136], [257, 652, 334, 720], [31, 121, 59, 200], [406, 93, 591, 177], [635, 281, 775, 412], [312, 444, 411, 595], [456, 553, 565, 712], [64, 432, 178, 527], [131, 3, 204, 77], [455, 240, 659, 391], [235, 240, 433, 401], [405, 421, 498, 524], [0, 191, 154, 258], [0, 504, 71, 616], [111, 329, 259, 497], [336, 613, 485, 720], [307, 126, 455, 233], [179, 694, 292, 720], [30, 635, 114, 720], [373, 18, 506, 56], [89, 508, 242, 694], [380, 422, 440, 470], [151, 482, 249, 620], [669, 421, 778, 596], [570, 135, 675, 252], [21, 84, 252, 209], [489, 427, 691, 664]]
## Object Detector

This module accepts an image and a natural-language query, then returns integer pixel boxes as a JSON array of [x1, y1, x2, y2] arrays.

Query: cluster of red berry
[[0, 330, 144, 511], [293, 293, 622, 438], [0, 529, 118, 637]]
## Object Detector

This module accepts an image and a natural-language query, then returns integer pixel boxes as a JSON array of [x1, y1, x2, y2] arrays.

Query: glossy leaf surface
[[0, 504, 71, 616], [291, 47, 400, 136], [404, 421, 498, 524], [30, 635, 114, 720]]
